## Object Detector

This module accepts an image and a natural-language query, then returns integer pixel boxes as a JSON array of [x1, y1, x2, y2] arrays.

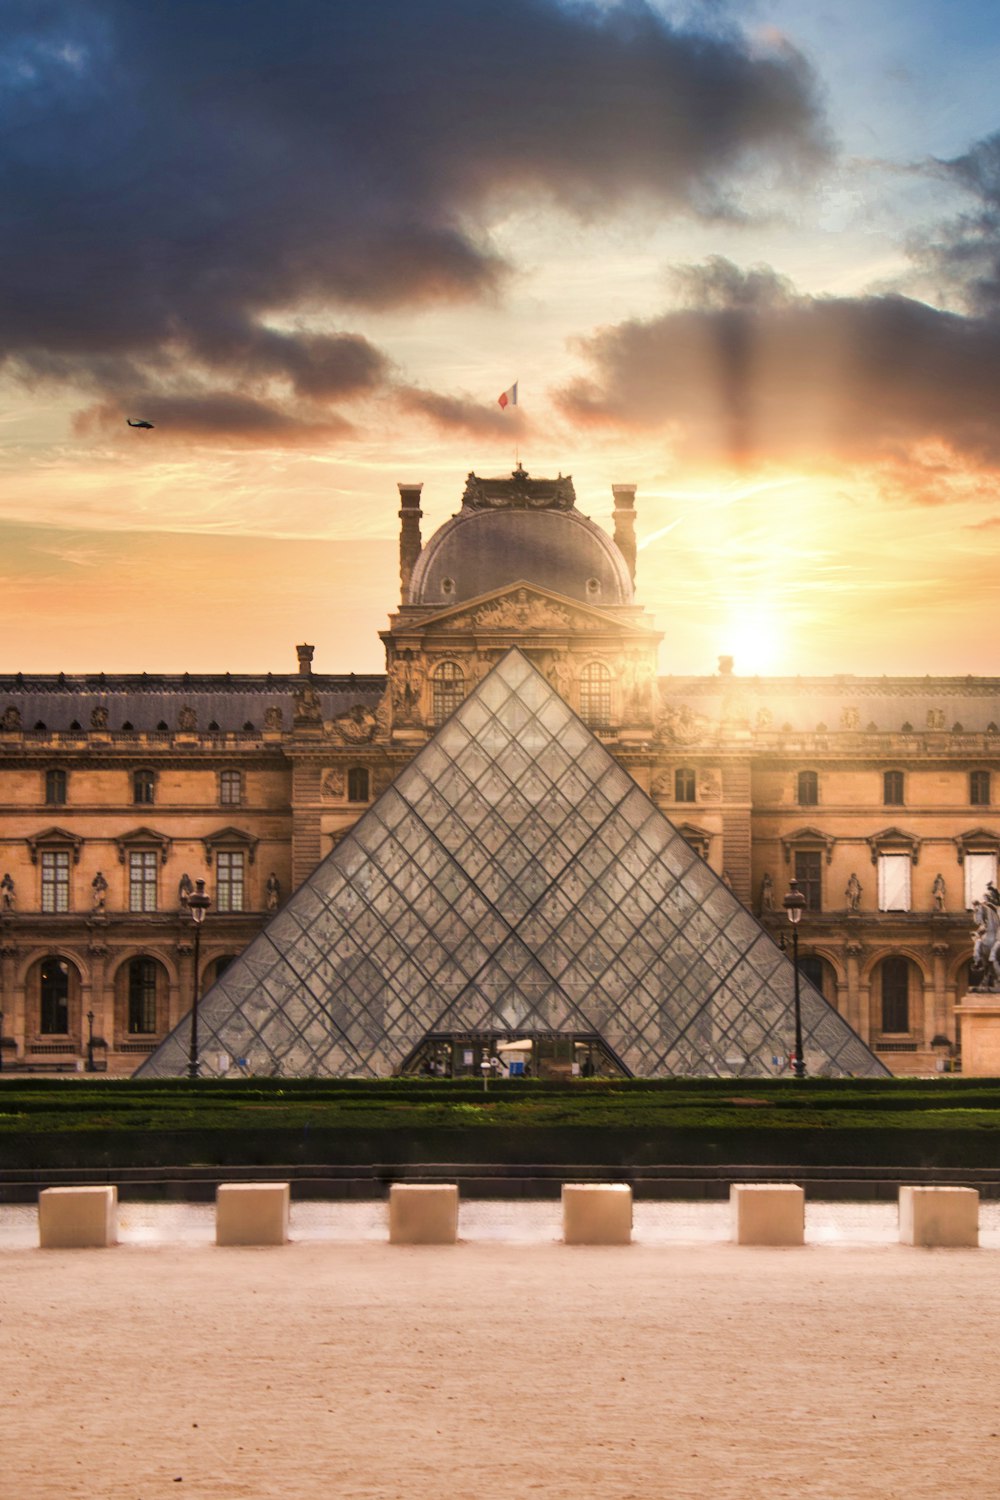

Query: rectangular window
[[40, 851, 70, 913], [129, 850, 158, 913], [674, 768, 696, 802], [217, 850, 245, 913], [793, 850, 822, 912], [971, 771, 991, 807], [883, 770, 904, 805], [877, 853, 911, 911], [220, 770, 242, 806], [965, 851, 998, 909]]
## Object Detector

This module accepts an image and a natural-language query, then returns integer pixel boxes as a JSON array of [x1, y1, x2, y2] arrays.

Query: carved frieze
[[473, 593, 571, 631], [331, 705, 377, 744], [322, 770, 346, 799]]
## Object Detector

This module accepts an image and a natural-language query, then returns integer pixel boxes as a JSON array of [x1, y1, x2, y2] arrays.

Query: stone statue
[[388, 655, 423, 719], [760, 872, 774, 913], [266, 872, 281, 911], [264, 705, 284, 730], [178, 705, 197, 731], [932, 873, 946, 912], [548, 654, 574, 701], [0, 872, 14, 912], [846, 872, 862, 912], [90, 704, 109, 730], [1, 705, 22, 731], [178, 873, 194, 908], [91, 871, 108, 911], [332, 704, 377, 744], [722, 869, 734, 891], [971, 897, 1000, 990]]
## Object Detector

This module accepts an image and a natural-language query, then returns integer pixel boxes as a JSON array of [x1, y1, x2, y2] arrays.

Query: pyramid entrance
[[138, 649, 887, 1080], [400, 1030, 631, 1080]]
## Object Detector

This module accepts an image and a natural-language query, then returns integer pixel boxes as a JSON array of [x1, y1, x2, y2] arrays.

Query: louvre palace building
[[0, 464, 995, 1079]]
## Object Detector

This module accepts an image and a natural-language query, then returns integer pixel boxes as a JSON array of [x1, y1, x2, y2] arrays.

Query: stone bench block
[[216, 1182, 290, 1246], [899, 1186, 979, 1248], [730, 1184, 804, 1246], [388, 1184, 458, 1244], [38, 1186, 118, 1248], [562, 1183, 633, 1245]]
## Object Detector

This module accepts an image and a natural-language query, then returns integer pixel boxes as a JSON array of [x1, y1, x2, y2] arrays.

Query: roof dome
[[408, 467, 634, 608]]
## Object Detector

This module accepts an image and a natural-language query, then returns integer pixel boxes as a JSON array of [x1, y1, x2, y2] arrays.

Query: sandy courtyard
[[2, 1202, 998, 1500]]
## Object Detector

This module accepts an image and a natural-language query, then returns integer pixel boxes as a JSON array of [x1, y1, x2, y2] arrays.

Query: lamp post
[[782, 877, 807, 1079], [0, 1008, 4, 1074], [86, 1009, 95, 1073], [186, 878, 212, 1080]]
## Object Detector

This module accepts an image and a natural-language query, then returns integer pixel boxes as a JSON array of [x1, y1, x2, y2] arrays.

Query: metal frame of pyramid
[[137, 649, 888, 1079]]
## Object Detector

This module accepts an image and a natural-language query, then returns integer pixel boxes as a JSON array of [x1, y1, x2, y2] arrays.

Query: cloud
[[912, 133, 1000, 317], [557, 256, 1000, 484], [0, 1, 827, 423], [397, 387, 527, 438], [73, 393, 353, 445]]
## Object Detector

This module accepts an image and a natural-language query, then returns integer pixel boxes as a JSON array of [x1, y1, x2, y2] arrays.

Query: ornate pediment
[[202, 827, 259, 866], [866, 826, 922, 865], [115, 826, 172, 864], [418, 582, 654, 638], [953, 828, 1000, 864], [781, 826, 836, 865], [26, 826, 84, 864]]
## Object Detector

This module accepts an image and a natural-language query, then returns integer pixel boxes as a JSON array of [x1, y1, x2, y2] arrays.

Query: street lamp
[[186, 878, 212, 1080], [86, 1009, 95, 1073], [782, 877, 807, 1080]]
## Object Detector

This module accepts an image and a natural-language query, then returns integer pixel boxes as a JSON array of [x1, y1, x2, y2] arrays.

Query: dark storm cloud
[[914, 133, 1000, 317], [558, 257, 1000, 483], [0, 1, 826, 436]]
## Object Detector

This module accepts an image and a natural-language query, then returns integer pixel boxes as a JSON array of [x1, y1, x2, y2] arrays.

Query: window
[[971, 771, 991, 807], [44, 769, 67, 805], [965, 850, 998, 909], [799, 954, 835, 1002], [127, 958, 159, 1034], [216, 850, 245, 913], [674, 768, 696, 802], [210, 954, 239, 984], [348, 767, 370, 803], [219, 770, 242, 806], [579, 662, 612, 729], [877, 853, 911, 911], [796, 771, 818, 807], [880, 956, 910, 1033], [793, 850, 822, 912], [41, 851, 71, 913], [883, 770, 904, 805], [39, 958, 70, 1034], [133, 769, 155, 805], [128, 850, 158, 913], [431, 662, 465, 726]]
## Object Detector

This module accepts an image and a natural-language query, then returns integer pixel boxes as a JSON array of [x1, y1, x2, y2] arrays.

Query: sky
[[4, 0, 1000, 678]]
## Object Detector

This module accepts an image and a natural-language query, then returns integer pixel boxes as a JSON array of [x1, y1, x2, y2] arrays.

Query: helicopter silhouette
[[126, 419, 155, 430]]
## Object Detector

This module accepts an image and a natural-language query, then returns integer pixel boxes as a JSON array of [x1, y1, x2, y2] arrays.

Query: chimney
[[718, 654, 734, 676], [398, 483, 424, 603], [296, 643, 315, 676], [612, 483, 637, 588]]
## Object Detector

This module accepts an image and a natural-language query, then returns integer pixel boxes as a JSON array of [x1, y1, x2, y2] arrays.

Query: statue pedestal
[[955, 990, 1000, 1076]]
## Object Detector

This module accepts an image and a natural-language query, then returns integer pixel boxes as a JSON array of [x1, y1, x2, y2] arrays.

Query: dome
[[408, 468, 634, 608]]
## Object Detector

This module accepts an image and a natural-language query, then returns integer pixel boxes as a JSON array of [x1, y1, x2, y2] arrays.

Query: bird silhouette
[[127, 419, 155, 429]]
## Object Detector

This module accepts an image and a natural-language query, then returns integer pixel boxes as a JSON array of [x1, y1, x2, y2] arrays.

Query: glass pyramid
[[138, 649, 888, 1079]]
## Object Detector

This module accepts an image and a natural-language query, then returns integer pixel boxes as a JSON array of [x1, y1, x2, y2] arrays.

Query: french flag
[[497, 381, 518, 410]]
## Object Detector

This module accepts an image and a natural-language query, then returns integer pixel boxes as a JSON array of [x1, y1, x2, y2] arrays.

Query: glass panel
[[137, 649, 888, 1081]]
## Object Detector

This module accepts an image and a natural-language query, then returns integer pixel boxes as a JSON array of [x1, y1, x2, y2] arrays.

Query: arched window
[[579, 662, 612, 729], [127, 957, 160, 1034], [971, 770, 991, 806], [133, 769, 155, 805], [799, 954, 837, 1004], [39, 957, 72, 1034], [797, 770, 818, 806], [883, 770, 904, 806], [880, 956, 911, 1033], [44, 768, 67, 805], [209, 954, 239, 985], [347, 767, 370, 803], [431, 662, 465, 726], [674, 768, 696, 802]]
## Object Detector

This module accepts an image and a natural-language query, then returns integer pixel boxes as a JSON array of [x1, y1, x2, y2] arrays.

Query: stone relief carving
[[293, 680, 323, 726], [323, 770, 346, 799], [264, 705, 284, 730], [650, 772, 671, 799], [474, 592, 571, 630], [755, 707, 773, 730], [90, 704, 109, 730], [1, 705, 21, 731], [656, 703, 709, 745], [177, 705, 197, 731], [698, 772, 722, 802], [332, 704, 378, 743], [927, 708, 945, 730]]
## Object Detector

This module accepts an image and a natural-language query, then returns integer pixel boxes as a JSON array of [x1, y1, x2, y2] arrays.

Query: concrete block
[[388, 1184, 458, 1244], [216, 1182, 290, 1246], [899, 1186, 979, 1248], [38, 1186, 118, 1248], [730, 1184, 804, 1246], [562, 1183, 632, 1245]]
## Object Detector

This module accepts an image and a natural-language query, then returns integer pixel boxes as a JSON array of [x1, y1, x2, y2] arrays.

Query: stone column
[[931, 941, 950, 1043], [844, 938, 865, 1039], [0, 935, 20, 1060], [398, 483, 424, 603]]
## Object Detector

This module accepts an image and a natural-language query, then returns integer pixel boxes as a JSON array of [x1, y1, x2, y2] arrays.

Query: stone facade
[[0, 468, 995, 1075]]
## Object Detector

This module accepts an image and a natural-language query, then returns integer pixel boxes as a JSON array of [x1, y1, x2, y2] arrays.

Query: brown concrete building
[[0, 466, 994, 1074]]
